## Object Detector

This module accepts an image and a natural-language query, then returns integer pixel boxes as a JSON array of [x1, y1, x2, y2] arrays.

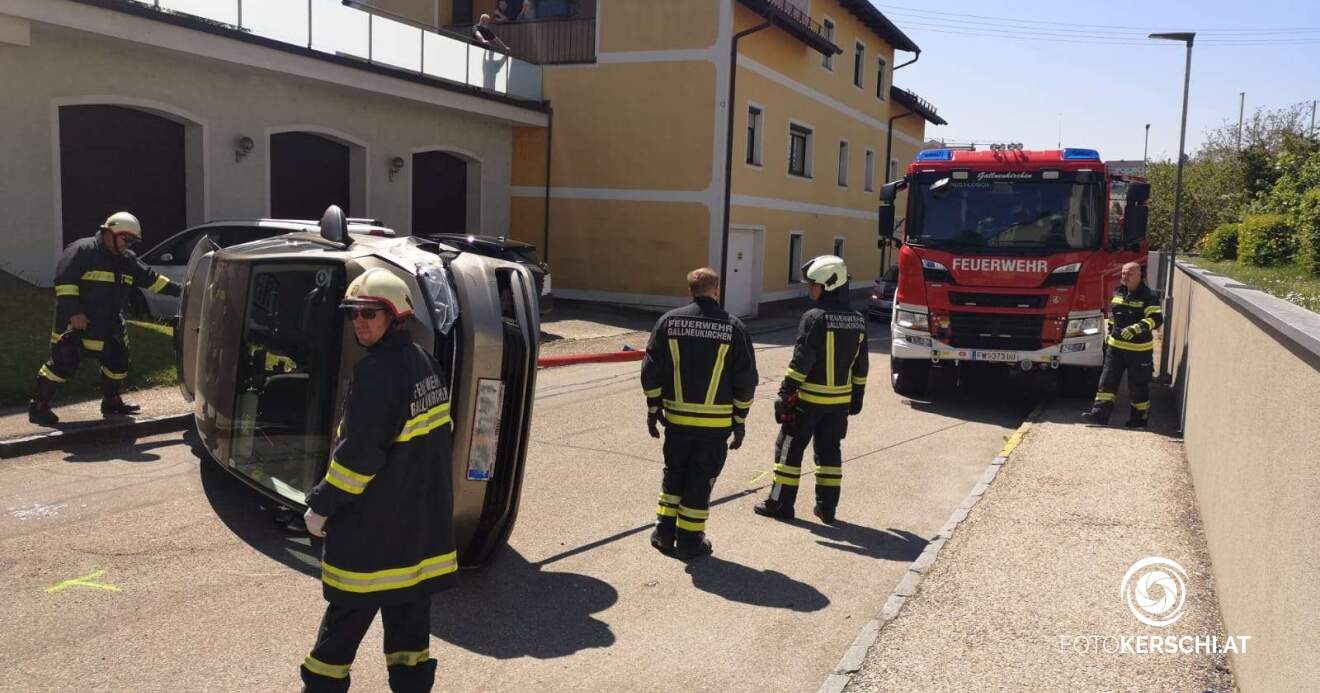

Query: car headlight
[[895, 309, 930, 332], [1051, 262, 1082, 274], [1065, 316, 1104, 337]]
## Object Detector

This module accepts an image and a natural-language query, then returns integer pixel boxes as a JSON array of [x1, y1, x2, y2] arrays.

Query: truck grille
[[949, 292, 1047, 309], [948, 312, 1043, 351]]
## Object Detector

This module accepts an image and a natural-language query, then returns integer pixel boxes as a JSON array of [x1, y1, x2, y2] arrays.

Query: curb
[[537, 350, 645, 368], [0, 412, 193, 459], [816, 402, 1045, 693]]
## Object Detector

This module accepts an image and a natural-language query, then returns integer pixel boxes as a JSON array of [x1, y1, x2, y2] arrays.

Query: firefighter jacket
[[779, 293, 869, 408], [1107, 282, 1163, 352], [641, 296, 758, 430], [305, 330, 457, 607], [50, 234, 180, 343]]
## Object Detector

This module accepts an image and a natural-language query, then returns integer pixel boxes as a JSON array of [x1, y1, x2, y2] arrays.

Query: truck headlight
[[1065, 316, 1104, 337], [895, 309, 930, 332]]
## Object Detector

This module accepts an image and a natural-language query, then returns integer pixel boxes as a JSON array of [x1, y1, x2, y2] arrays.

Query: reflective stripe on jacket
[[1107, 282, 1163, 352], [779, 294, 869, 408], [51, 234, 180, 339], [640, 297, 758, 429]]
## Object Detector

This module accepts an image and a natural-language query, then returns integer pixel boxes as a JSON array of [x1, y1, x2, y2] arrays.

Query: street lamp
[[1143, 123, 1150, 172], [1149, 31, 1194, 382]]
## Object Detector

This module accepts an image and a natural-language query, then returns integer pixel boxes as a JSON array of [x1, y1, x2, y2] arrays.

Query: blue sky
[[877, 0, 1320, 162]]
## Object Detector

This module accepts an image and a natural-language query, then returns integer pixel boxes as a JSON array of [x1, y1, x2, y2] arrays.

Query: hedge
[[1237, 214, 1298, 267], [1200, 223, 1239, 261]]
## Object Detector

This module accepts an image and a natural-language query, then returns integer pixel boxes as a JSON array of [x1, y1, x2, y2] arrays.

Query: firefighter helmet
[[340, 268, 415, 319], [101, 212, 142, 241], [800, 255, 849, 292]]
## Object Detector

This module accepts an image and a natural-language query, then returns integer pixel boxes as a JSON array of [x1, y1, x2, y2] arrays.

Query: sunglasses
[[346, 308, 381, 320]]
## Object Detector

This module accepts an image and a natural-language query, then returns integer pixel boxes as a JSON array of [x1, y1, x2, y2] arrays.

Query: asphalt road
[[0, 325, 1045, 692]]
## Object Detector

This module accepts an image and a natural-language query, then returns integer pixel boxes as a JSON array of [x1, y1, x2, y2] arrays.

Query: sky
[[877, 0, 1320, 162]]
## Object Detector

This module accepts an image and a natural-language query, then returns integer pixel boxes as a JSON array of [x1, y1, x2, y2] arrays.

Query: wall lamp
[[388, 156, 405, 182], [234, 135, 254, 163]]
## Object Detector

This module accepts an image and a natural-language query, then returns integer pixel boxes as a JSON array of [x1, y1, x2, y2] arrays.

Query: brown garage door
[[59, 105, 186, 250], [412, 150, 467, 235], [270, 132, 350, 220]]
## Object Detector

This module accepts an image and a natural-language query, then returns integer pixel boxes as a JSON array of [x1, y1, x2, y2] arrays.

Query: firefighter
[[754, 255, 868, 525], [641, 267, 758, 560], [1082, 261, 1163, 428], [300, 268, 456, 692], [29, 212, 181, 425]]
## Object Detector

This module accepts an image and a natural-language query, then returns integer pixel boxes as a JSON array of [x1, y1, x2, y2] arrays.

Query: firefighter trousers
[[301, 598, 436, 693], [655, 428, 729, 549], [37, 329, 130, 390], [1093, 346, 1153, 421], [767, 405, 848, 512]]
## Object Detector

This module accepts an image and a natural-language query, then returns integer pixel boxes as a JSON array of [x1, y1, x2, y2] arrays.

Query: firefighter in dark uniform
[[754, 255, 869, 525], [29, 212, 181, 425], [300, 268, 456, 692], [641, 267, 758, 560], [1082, 261, 1163, 428]]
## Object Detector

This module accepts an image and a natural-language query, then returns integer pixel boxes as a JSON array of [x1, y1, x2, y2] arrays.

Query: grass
[[0, 271, 177, 409], [1190, 259, 1320, 313]]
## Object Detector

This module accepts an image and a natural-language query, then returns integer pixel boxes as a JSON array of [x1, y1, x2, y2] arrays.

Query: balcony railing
[[127, 0, 543, 103], [454, 17, 596, 65]]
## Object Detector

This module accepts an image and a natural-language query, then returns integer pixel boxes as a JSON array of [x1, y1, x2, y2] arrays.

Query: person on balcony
[[493, 0, 513, 22], [518, 0, 536, 20], [473, 14, 511, 52]]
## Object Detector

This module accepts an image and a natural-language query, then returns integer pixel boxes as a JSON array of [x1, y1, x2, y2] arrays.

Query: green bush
[[1292, 188, 1320, 277], [1200, 223, 1239, 261], [1237, 214, 1298, 267]]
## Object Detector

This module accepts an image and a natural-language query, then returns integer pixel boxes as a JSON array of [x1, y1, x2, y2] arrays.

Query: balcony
[[737, 0, 839, 56], [452, 16, 596, 65], [113, 0, 543, 102]]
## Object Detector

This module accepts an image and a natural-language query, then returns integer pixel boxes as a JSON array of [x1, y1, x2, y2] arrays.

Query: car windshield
[[908, 174, 1103, 252], [504, 247, 541, 265]]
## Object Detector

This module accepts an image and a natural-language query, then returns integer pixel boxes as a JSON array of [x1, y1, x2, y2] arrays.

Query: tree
[[1145, 156, 1247, 252]]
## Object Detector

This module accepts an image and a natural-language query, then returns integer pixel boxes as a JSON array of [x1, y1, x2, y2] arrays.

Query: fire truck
[[877, 146, 1151, 397]]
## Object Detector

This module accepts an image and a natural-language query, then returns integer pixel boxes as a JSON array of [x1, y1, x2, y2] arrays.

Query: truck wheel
[[1059, 366, 1101, 398], [891, 356, 929, 397]]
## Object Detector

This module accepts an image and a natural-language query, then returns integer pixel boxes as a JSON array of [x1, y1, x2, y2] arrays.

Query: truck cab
[[878, 147, 1150, 397], [175, 207, 539, 567]]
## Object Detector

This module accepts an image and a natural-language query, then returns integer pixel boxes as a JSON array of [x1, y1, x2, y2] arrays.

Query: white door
[[726, 229, 756, 318]]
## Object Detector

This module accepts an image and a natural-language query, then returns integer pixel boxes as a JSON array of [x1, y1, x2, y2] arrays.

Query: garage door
[[412, 150, 468, 235], [270, 132, 350, 220]]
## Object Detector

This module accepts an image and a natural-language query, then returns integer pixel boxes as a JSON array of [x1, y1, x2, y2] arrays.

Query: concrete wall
[[1168, 262, 1320, 692], [0, 20, 517, 285]]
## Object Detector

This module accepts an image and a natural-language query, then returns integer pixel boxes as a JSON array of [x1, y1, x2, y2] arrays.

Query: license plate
[[973, 350, 1019, 362], [465, 378, 505, 481]]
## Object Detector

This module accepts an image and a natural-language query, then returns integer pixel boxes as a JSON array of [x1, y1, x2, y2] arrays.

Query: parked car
[[133, 218, 392, 320], [869, 264, 899, 320], [421, 234, 553, 313]]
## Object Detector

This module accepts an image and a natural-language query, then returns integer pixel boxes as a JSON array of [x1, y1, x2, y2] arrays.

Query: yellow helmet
[[340, 268, 415, 319], [101, 212, 142, 241]]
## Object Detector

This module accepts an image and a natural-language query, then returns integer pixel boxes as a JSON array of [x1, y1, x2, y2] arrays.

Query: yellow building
[[378, 0, 946, 315]]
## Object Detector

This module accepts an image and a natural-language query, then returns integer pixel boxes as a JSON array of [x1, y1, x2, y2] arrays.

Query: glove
[[729, 423, 745, 450], [774, 394, 799, 425], [647, 411, 662, 439], [1120, 324, 1141, 340], [849, 388, 865, 416], [304, 509, 328, 538], [69, 314, 89, 331]]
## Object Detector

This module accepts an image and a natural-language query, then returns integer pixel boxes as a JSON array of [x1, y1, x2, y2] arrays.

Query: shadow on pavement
[[786, 520, 928, 562], [429, 547, 618, 659], [684, 555, 829, 612], [1043, 382, 1183, 441], [60, 436, 180, 463], [903, 365, 1049, 426]]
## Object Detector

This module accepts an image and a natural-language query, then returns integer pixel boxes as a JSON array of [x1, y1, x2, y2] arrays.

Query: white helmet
[[340, 268, 415, 320], [800, 255, 849, 292], [101, 212, 142, 241]]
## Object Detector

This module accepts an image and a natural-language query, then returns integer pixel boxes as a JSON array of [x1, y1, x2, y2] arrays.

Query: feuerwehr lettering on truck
[[951, 258, 1050, 273]]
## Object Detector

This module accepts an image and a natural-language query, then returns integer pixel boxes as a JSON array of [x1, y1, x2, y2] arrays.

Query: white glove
[[304, 509, 328, 538]]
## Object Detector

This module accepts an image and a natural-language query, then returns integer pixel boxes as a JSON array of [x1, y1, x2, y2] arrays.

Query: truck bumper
[[891, 327, 1104, 368]]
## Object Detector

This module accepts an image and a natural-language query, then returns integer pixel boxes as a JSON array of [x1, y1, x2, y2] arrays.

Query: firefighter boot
[[649, 517, 676, 556], [753, 499, 795, 521], [387, 657, 437, 693], [1124, 406, 1150, 429], [100, 377, 141, 417], [674, 533, 713, 561], [813, 503, 837, 525], [28, 377, 60, 426], [1080, 402, 1113, 425]]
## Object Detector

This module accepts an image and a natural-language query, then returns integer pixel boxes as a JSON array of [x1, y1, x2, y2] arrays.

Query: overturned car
[[175, 207, 538, 567]]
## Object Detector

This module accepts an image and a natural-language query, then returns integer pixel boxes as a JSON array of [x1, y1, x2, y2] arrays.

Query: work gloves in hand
[[304, 509, 328, 538], [1120, 323, 1143, 340], [729, 423, 746, 450], [774, 394, 799, 425], [849, 387, 865, 416], [647, 411, 663, 439]]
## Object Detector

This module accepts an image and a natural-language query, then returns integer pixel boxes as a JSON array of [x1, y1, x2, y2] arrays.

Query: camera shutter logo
[[1121, 557, 1189, 627]]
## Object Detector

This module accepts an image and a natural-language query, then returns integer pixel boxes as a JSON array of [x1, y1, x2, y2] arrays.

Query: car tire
[[891, 356, 929, 397]]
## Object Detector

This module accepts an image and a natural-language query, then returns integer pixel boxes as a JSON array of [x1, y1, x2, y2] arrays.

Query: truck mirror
[[1123, 204, 1149, 243], [879, 179, 903, 203], [1126, 182, 1151, 204], [878, 202, 896, 244], [319, 204, 350, 246]]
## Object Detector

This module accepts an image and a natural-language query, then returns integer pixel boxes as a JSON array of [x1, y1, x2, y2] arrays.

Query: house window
[[853, 43, 865, 88], [821, 19, 835, 70], [864, 150, 875, 191], [877, 57, 887, 100], [788, 124, 813, 178], [788, 233, 804, 283], [837, 140, 849, 187], [746, 106, 763, 166], [833, 237, 845, 259]]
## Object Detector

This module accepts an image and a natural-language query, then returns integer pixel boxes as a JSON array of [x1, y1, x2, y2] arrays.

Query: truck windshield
[[907, 173, 1103, 252]]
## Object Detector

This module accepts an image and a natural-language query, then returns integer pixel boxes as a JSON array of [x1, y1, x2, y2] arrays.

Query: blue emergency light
[[916, 149, 953, 161], [1062, 148, 1101, 160]]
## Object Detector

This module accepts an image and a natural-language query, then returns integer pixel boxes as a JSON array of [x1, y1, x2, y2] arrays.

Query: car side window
[[148, 230, 200, 265]]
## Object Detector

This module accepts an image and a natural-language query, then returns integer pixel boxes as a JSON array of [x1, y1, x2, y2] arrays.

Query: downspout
[[893, 49, 920, 71], [542, 104, 553, 264], [717, 17, 772, 307], [883, 109, 914, 272]]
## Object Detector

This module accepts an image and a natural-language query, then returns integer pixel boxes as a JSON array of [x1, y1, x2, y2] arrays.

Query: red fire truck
[[877, 146, 1151, 397]]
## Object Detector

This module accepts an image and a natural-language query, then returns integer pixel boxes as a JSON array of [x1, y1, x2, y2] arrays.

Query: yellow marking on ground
[[45, 569, 121, 594], [999, 404, 1044, 458]]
